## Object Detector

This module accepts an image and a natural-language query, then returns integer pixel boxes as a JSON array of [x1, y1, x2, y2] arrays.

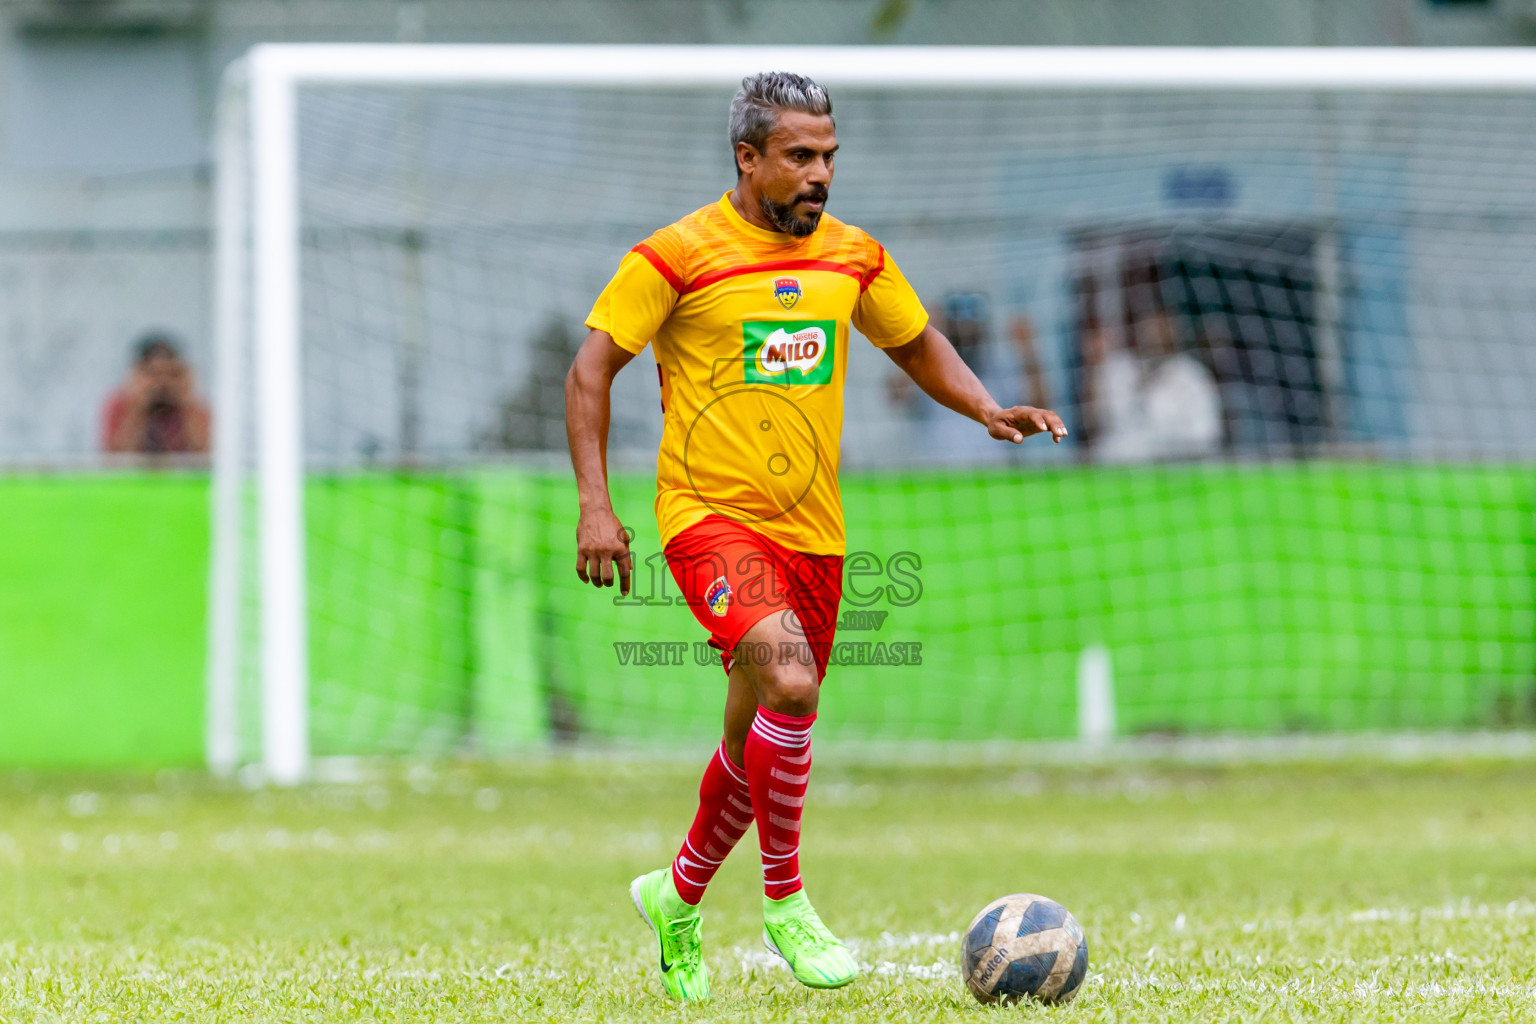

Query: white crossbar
[[248, 44, 1536, 90]]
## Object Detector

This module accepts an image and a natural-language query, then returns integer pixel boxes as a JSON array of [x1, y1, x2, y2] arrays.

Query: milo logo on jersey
[[742, 320, 836, 386]]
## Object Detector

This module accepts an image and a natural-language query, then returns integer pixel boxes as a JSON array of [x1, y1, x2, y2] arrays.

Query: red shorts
[[665, 516, 842, 680]]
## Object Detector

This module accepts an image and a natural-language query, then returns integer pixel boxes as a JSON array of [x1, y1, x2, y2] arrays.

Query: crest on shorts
[[774, 277, 802, 310], [705, 575, 732, 617]]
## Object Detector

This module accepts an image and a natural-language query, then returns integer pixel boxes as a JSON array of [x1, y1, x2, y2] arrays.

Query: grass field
[[2, 753, 1535, 1022]]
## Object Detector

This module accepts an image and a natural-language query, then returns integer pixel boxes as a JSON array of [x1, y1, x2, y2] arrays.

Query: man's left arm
[[883, 322, 1068, 444]]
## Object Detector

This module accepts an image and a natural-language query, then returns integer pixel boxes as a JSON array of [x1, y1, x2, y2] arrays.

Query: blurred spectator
[[886, 290, 1025, 464], [483, 316, 579, 451], [101, 332, 210, 454], [1008, 314, 1052, 411], [887, 290, 992, 409], [940, 291, 989, 369], [1080, 255, 1222, 463]]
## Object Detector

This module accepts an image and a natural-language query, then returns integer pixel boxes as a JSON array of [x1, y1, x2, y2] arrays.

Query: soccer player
[[565, 72, 1067, 1001]]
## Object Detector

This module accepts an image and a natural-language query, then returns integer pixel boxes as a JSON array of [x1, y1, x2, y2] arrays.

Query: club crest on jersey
[[773, 277, 802, 310], [705, 575, 732, 617]]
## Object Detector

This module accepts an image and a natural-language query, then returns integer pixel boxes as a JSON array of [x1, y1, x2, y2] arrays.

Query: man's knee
[[754, 658, 819, 716], [735, 609, 820, 716]]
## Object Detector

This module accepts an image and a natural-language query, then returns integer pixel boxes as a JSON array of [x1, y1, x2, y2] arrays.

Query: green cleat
[[629, 868, 710, 1002], [762, 890, 860, 989]]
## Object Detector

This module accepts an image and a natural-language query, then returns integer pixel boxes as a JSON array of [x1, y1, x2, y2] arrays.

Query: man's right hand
[[566, 328, 638, 597], [575, 505, 633, 595]]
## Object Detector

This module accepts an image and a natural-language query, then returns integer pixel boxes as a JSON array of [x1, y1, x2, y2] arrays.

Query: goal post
[[210, 45, 1536, 784], [206, 60, 248, 778]]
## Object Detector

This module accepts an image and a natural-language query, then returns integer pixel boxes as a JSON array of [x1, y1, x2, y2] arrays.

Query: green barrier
[[0, 464, 1530, 767], [305, 475, 476, 756], [530, 463, 1535, 741], [472, 470, 552, 749], [0, 475, 208, 768]]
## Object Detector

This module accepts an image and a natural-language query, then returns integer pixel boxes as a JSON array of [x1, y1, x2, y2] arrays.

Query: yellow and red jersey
[[586, 191, 928, 555]]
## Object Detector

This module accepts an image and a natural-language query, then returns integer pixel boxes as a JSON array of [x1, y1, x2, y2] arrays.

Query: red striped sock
[[669, 742, 754, 905], [745, 708, 815, 900]]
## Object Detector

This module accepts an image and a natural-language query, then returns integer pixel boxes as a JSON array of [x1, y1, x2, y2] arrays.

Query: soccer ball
[[961, 893, 1088, 1005]]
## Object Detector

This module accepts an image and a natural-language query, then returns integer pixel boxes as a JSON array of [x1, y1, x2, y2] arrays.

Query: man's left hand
[[987, 405, 1068, 444]]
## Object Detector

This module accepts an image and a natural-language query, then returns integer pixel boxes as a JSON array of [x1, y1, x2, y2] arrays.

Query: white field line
[[731, 947, 955, 981], [1120, 898, 1536, 937], [1109, 970, 1536, 1002], [1348, 899, 1536, 924], [728, 931, 963, 980], [1224, 898, 1536, 935]]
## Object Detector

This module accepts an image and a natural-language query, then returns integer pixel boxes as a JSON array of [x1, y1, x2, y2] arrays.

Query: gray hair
[[729, 72, 834, 174]]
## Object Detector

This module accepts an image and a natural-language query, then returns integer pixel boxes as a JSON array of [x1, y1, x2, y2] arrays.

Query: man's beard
[[760, 190, 827, 237]]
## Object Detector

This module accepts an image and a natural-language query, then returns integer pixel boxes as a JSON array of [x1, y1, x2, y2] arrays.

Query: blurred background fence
[[0, 0, 1533, 770]]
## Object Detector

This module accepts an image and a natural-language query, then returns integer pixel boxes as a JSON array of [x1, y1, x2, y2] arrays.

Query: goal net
[[212, 46, 1536, 782]]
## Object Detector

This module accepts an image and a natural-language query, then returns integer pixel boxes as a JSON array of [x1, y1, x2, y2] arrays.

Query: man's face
[[140, 353, 188, 404], [738, 110, 837, 237]]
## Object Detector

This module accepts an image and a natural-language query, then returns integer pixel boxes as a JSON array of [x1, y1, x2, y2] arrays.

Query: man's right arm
[[565, 328, 637, 594]]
